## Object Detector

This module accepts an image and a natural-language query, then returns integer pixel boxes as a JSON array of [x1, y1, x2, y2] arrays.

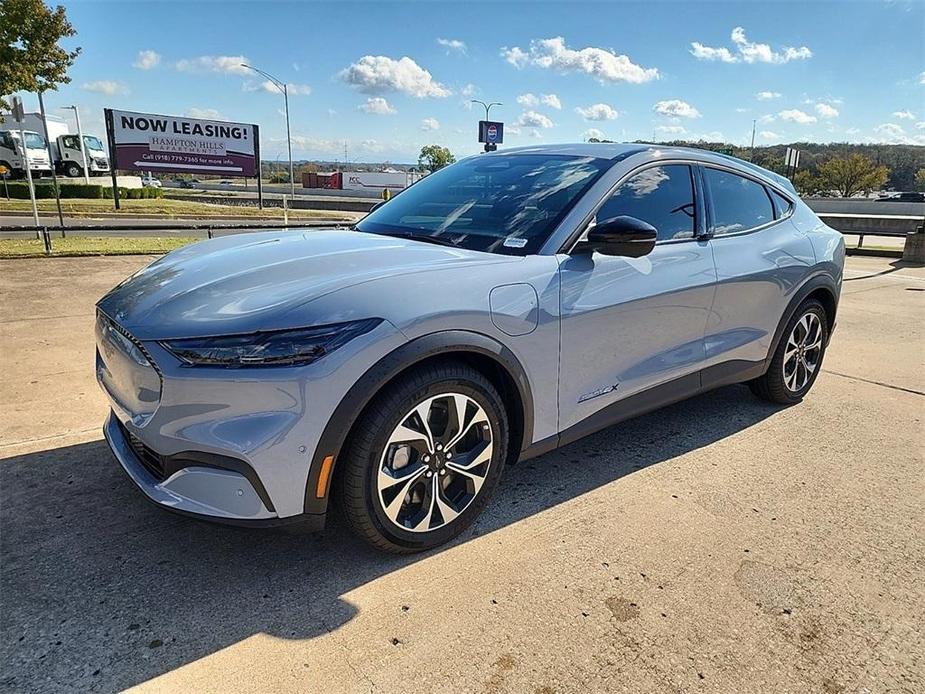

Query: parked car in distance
[[96, 143, 845, 553], [140, 175, 161, 188], [218, 180, 234, 187], [174, 179, 195, 189], [876, 191, 925, 202]]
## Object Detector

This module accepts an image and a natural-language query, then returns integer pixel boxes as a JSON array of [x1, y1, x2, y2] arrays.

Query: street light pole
[[470, 100, 502, 152], [471, 100, 502, 121], [61, 105, 90, 184], [242, 63, 295, 197]]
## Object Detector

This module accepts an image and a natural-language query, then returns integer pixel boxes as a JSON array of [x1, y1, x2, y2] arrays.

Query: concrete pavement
[[1, 255, 923, 693]]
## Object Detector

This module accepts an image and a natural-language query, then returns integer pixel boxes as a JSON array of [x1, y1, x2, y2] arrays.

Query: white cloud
[[501, 36, 658, 84], [81, 80, 128, 95], [760, 130, 781, 140], [756, 91, 781, 100], [339, 55, 450, 98], [541, 93, 562, 110], [516, 110, 554, 128], [916, 121, 925, 130], [505, 125, 522, 136], [518, 93, 562, 109], [759, 114, 776, 124], [244, 80, 311, 96], [461, 83, 477, 97], [815, 103, 839, 118], [735, 107, 751, 113], [892, 110, 915, 120], [653, 99, 701, 118], [501, 46, 529, 68], [288, 135, 344, 154], [358, 97, 397, 115], [656, 125, 686, 134], [420, 117, 440, 131], [185, 108, 224, 120], [690, 27, 812, 64], [582, 128, 605, 141], [436, 38, 467, 54], [574, 103, 619, 121], [175, 55, 251, 75], [690, 43, 737, 63], [779, 109, 817, 124], [920, 71, 925, 85], [132, 50, 160, 70], [873, 123, 925, 145]]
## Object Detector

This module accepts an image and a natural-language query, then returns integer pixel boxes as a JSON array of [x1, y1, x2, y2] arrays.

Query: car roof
[[491, 142, 796, 194]]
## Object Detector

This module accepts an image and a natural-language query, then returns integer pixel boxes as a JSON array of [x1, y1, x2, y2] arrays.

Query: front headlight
[[160, 318, 382, 367]]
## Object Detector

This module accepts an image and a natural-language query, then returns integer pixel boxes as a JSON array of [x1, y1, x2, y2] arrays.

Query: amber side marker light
[[315, 455, 335, 498]]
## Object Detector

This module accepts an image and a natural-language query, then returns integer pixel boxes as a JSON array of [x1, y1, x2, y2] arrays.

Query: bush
[[2, 182, 162, 200]]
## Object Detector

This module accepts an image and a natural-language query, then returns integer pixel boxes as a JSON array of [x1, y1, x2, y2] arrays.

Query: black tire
[[65, 162, 82, 177], [335, 361, 509, 553], [750, 299, 828, 404]]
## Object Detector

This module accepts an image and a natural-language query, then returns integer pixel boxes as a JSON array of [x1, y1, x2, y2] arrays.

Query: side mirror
[[582, 215, 657, 258]]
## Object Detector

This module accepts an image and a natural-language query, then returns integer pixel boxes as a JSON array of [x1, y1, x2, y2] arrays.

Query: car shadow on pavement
[[0, 384, 783, 692]]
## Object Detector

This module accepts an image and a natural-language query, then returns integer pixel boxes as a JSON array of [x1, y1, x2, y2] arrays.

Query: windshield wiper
[[376, 230, 460, 248]]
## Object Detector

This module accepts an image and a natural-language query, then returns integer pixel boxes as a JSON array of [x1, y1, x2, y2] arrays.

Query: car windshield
[[84, 136, 104, 151], [24, 132, 46, 149], [355, 154, 611, 255]]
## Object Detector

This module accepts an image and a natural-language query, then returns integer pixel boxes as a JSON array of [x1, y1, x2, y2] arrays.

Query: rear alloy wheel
[[337, 363, 508, 553], [750, 299, 828, 404]]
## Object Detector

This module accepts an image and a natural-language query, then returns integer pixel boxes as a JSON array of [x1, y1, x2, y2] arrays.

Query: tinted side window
[[771, 190, 793, 219], [705, 168, 775, 235], [597, 164, 695, 241]]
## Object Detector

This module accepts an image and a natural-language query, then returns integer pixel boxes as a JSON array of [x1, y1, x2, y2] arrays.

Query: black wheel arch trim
[[764, 272, 839, 370], [303, 330, 535, 515]]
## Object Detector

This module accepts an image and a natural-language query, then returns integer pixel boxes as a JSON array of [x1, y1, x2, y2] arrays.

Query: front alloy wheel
[[377, 393, 493, 533], [337, 362, 509, 553]]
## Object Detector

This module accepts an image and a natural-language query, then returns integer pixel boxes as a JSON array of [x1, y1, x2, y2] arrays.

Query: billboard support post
[[104, 108, 121, 210], [37, 91, 64, 227], [254, 124, 263, 209]]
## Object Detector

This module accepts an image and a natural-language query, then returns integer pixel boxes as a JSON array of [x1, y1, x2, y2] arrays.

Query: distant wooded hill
[[635, 140, 925, 192]]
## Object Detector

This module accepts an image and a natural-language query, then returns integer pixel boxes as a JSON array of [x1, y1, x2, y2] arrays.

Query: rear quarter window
[[705, 168, 775, 235]]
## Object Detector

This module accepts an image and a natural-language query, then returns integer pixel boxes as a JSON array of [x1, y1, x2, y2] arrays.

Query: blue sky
[[13, 0, 925, 162]]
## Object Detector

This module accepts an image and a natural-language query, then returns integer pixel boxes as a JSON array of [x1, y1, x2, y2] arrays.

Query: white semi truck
[[18, 112, 110, 177], [0, 128, 52, 178]]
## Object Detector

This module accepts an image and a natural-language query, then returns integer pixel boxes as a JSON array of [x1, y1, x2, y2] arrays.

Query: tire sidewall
[[363, 375, 508, 551]]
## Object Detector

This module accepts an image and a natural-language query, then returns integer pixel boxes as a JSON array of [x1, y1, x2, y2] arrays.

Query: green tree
[[816, 154, 889, 198], [418, 144, 455, 172], [914, 168, 925, 191], [0, 0, 80, 113], [792, 169, 822, 197]]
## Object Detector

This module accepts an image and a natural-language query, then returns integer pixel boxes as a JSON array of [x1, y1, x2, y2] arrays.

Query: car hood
[[97, 229, 513, 340]]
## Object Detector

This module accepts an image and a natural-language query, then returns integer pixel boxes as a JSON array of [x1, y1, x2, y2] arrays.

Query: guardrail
[[816, 213, 925, 262]]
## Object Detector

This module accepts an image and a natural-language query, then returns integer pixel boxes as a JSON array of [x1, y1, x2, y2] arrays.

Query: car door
[[557, 162, 717, 435], [700, 165, 816, 369]]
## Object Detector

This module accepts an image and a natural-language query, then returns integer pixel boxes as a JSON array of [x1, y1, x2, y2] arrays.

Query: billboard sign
[[104, 109, 259, 176], [478, 120, 504, 144]]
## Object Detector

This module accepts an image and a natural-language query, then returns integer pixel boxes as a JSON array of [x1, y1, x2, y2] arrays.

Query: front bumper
[[94, 310, 406, 524], [104, 411, 318, 526]]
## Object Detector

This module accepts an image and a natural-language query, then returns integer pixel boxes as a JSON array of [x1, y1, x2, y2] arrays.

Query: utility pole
[[242, 64, 295, 197], [750, 119, 757, 161], [37, 91, 64, 227], [61, 105, 90, 184]]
